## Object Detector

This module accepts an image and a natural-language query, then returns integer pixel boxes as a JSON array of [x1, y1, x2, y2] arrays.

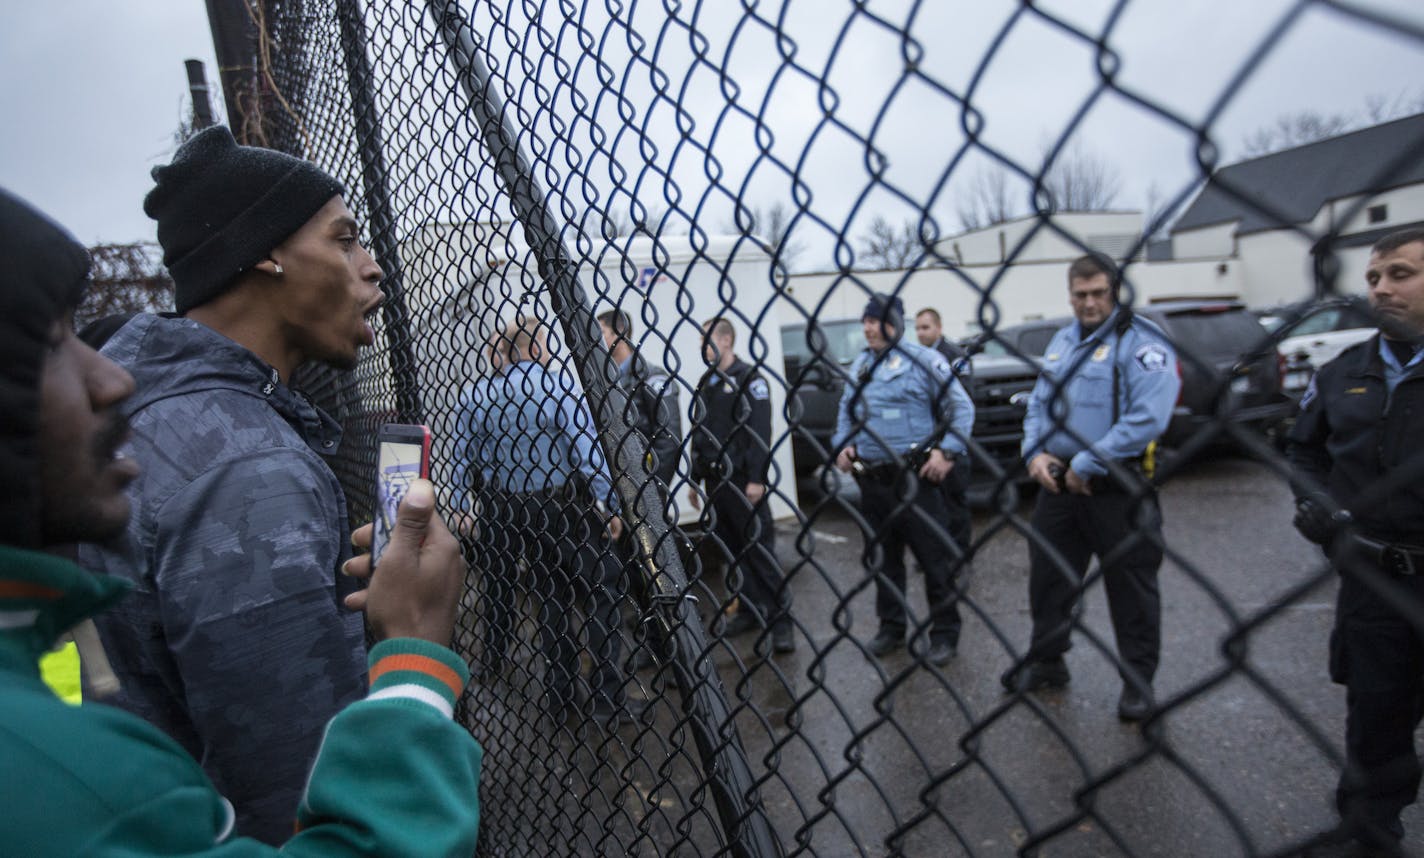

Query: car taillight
[[1175, 359, 1183, 406], [1274, 351, 1286, 393]]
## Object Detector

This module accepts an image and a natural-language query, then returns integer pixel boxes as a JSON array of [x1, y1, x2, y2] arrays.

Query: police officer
[[1289, 227, 1424, 850], [914, 307, 971, 376], [689, 316, 794, 653], [1001, 253, 1179, 723], [455, 316, 636, 727], [833, 293, 974, 667], [915, 306, 974, 560], [598, 309, 681, 487]]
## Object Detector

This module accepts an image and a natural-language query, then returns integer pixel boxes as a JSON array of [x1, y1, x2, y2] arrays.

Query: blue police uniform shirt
[[1021, 309, 1180, 478], [834, 338, 975, 462], [452, 360, 615, 509]]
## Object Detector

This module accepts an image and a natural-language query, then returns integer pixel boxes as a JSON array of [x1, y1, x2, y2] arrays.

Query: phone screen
[[372, 429, 430, 567]]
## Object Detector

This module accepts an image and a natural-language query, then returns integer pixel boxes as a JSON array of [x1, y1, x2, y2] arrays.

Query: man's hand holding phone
[[343, 480, 463, 646]]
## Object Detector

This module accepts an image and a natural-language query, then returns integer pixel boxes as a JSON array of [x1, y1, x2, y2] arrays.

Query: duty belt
[[852, 449, 931, 484], [1350, 535, 1424, 577], [1086, 459, 1150, 495]]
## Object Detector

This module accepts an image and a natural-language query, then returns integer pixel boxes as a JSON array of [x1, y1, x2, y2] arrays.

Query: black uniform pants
[[478, 487, 625, 711], [857, 473, 963, 645], [1331, 566, 1424, 836], [941, 455, 972, 563], [1026, 488, 1163, 685], [707, 480, 789, 630]]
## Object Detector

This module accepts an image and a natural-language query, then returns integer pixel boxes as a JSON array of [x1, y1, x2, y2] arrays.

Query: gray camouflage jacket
[[78, 314, 366, 845]]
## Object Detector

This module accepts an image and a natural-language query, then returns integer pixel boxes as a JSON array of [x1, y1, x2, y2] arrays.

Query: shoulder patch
[[1134, 343, 1170, 373], [748, 378, 770, 401], [1298, 376, 1318, 411], [930, 355, 951, 378], [647, 372, 672, 394]]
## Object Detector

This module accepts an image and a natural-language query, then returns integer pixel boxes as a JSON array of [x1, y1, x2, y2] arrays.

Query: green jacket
[[0, 545, 482, 856]]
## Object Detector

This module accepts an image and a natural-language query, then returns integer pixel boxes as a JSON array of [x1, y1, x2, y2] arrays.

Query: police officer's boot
[[866, 627, 904, 657], [771, 622, 796, 654], [1000, 657, 1070, 693], [1116, 683, 1154, 722]]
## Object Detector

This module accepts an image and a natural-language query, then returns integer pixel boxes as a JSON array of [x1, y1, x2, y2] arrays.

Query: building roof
[[1173, 113, 1424, 236]]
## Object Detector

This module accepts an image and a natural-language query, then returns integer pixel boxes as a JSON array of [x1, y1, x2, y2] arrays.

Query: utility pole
[[184, 60, 216, 130], [203, 0, 258, 141]]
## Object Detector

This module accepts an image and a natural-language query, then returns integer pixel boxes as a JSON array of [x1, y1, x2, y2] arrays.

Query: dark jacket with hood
[[1288, 334, 1424, 544], [77, 313, 367, 843], [0, 187, 481, 856]]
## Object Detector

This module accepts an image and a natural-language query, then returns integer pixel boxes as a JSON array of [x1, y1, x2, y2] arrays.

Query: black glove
[[1294, 492, 1347, 546]]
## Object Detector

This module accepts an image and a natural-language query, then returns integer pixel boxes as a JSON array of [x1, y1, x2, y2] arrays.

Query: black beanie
[[863, 292, 905, 336], [0, 188, 92, 548], [145, 126, 344, 314]]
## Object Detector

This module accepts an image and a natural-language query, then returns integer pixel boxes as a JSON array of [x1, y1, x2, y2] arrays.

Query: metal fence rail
[[233, 0, 1424, 855]]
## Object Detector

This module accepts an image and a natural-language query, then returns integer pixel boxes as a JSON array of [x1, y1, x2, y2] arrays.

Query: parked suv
[[780, 319, 1039, 503], [986, 300, 1291, 449]]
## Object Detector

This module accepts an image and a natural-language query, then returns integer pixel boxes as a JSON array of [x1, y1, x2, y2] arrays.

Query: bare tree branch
[[955, 165, 1018, 232], [725, 202, 807, 270], [596, 202, 687, 239], [856, 216, 923, 271], [1041, 142, 1121, 213], [1144, 181, 1176, 240], [1239, 91, 1424, 158], [1240, 111, 1353, 158], [77, 243, 175, 331]]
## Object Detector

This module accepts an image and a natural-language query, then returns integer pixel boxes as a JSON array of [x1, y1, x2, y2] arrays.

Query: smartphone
[[371, 423, 432, 568]]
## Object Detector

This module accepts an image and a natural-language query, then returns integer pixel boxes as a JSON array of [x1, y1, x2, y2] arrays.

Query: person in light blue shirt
[[454, 326, 615, 509], [833, 293, 975, 667], [1002, 253, 1180, 724], [454, 316, 633, 727]]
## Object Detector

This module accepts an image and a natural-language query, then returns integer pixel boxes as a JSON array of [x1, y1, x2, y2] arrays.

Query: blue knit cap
[[863, 292, 904, 335]]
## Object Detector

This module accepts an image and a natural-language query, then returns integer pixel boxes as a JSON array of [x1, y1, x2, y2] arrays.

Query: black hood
[[0, 188, 90, 548]]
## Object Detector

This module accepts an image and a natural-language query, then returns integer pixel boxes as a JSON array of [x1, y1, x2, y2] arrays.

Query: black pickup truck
[[780, 319, 1039, 504]]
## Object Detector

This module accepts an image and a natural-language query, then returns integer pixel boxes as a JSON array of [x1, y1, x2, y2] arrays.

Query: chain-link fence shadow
[[238, 0, 1424, 854]]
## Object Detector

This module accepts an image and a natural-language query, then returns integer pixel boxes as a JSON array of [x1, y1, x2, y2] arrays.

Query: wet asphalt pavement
[[468, 453, 1417, 857]]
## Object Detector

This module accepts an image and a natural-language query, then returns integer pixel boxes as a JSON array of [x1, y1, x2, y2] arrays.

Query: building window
[[1368, 204, 1388, 224]]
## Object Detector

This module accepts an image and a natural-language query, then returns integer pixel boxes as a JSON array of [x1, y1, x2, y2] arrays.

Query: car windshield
[[782, 320, 866, 365], [973, 325, 1057, 357], [1279, 302, 1373, 337], [1159, 309, 1265, 359], [978, 338, 1010, 357], [1283, 308, 1342, 337], [1018, 327, 1057, 356]]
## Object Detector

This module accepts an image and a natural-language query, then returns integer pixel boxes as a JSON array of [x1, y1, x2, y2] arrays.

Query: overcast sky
[[1, 1, 1420, 256]]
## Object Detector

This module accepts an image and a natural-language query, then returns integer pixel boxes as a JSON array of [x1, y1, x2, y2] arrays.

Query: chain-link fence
[[231, 0, 1424, 854]]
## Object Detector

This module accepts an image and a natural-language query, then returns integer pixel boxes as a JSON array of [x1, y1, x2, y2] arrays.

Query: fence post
[[335, 0, 425, 424], [426, 2, 783, 855]]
